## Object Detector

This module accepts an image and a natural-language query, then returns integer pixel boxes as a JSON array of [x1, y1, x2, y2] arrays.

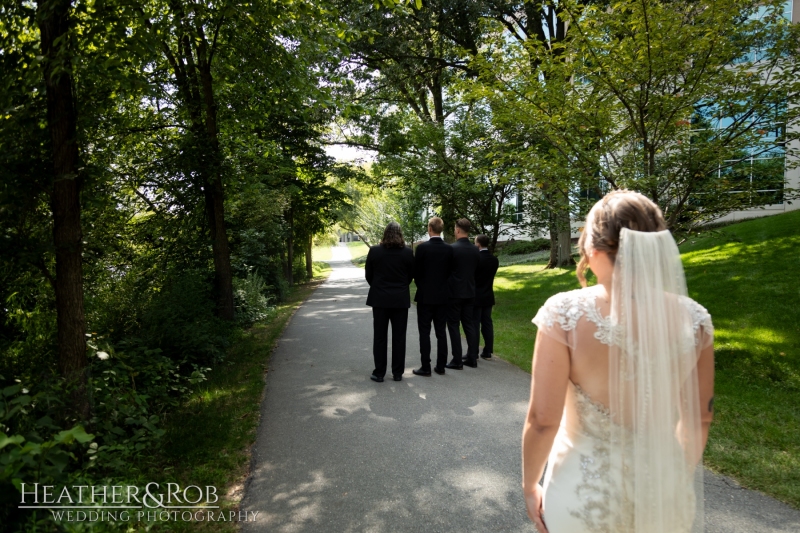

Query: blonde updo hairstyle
[[577, 190, 668, 287]]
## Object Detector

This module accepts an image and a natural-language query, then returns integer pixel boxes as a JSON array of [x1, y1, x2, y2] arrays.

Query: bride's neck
[[587, 250, 614, 301], [595, 277, 612, 302]]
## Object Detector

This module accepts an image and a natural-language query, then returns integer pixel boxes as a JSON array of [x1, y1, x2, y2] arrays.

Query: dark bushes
[[497, 238, 550, 255]]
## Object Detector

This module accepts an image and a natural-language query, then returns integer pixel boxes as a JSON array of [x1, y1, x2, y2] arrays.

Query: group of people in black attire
[[364, 216, 499, 382]]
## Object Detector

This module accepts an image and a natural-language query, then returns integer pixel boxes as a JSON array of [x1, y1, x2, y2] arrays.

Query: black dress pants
[[372, 306, 408, 378], [417, 303, 448, 371], [447, 297, 478, 364], [472, 305, 494, 357]]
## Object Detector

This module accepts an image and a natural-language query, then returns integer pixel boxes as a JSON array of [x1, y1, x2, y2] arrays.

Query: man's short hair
[[455, 218, 471, 234], [428, 216, 444, 234], [475, 234, 489, 248]]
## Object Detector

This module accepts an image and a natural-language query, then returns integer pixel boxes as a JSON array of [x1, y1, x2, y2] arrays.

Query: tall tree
[[476, 1, 578, 267], [35, 0, 89, 417], [481, 0, 800, 237], [335, 0, 486, 238], [136, 0, 236, 319]]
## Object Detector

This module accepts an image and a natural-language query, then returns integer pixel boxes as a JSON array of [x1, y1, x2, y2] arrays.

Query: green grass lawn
[[490, 210, 800, 507], [681, 211, 800, 507], [312, 245, 333, 262], [146, 262, 332, 531], [347, 241, 370, 267]]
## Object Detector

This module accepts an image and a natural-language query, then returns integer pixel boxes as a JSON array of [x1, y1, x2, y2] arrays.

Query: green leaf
[[2, 385, 21, 397], [54, 425, 95, 445], [0, 432, 25, 450]]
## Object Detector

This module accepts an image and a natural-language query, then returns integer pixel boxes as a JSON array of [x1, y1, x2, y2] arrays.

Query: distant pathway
[[241, 244, 800, 532]]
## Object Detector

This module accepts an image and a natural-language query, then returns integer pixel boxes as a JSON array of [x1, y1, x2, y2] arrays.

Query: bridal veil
[[608, 228, 706, 532]]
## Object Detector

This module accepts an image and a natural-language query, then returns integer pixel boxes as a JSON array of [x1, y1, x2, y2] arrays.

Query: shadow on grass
[[678, 212, 800, 507]]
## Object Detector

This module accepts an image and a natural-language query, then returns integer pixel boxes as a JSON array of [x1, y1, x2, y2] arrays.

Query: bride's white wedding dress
[[532, 286, 714, 533]]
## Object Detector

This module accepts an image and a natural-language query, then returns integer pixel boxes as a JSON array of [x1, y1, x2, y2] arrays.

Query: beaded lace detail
[[573, 383, 611, 439], [680, 296, 715, 344], [533, 288, 712, 348], [570, 383, 636, 532], [536, 288, 711, 532], [570, 383, 613, 531], [533, 288, 619, 345]]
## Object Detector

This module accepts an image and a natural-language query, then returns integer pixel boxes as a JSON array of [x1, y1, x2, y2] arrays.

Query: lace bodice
[[532, 287, 714, 350]]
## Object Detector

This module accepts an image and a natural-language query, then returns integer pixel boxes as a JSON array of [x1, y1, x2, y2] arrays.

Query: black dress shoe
[[433, 367, 445, 375], [463, 359, 478, 368], [445, 361, 463, 370], [370, 374, 384, 382], [393, 374, 402, 381], [413, 368, 432, 377], [480, 354, 492, 360]]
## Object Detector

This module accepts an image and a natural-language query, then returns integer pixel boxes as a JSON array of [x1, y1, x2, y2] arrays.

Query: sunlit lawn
[[492, 210, 800, 507], [681, 210, 800, 507], [346, 241, 370, 267], [311, 245, 333, 262]]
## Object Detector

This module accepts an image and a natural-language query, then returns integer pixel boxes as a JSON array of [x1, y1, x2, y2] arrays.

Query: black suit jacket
[[413, 237, 453, 305], [474, 250, 499, 307], [365, 245, 414, 308], [448, 237, 480, 299]]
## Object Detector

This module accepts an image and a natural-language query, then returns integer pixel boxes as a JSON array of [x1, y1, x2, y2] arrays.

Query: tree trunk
[[352, 230, 372, 248], [207, 174, 235, 319], [556, 212, 573, 267], [306, 234, 313, 279], [546, 196, 574, 269], [37, 0, 89, 420], [547, 214, 559, 267], [198, 61, 235, 321], [280, 246, 288, 282], [286, 208, 294, 286], [440, 202, 457, 243], [149, 6, 236, 321]]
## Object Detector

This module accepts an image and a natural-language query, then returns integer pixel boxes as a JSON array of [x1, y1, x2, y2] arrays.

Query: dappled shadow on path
[[242, 352, 531, 532], [242, 254, 532, 532]]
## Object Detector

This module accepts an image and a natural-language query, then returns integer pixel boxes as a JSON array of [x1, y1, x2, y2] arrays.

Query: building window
[[693, 95, 786, 207]]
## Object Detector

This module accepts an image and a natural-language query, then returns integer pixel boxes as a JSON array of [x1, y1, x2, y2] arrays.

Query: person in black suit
[[365, 222, 415, 382], [445, 218, 480, 369], [473, 234, 499, 360], [411, 216, 453, 377]]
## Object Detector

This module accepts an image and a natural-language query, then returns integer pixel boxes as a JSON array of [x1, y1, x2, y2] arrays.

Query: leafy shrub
[[0, 378, 96, 528], [141, 271, 232, 365], [230, 227, 288, 303], [314, 231, 339, 248], [0, 280, 57, 385], [0, 348, 210, 531], [497, 238, 550, 255], [85, 337, 209, 473], [233, 271, 273, 327]]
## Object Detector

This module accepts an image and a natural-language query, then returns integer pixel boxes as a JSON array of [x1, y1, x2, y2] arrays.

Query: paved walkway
[[242, 244, 800, 532]]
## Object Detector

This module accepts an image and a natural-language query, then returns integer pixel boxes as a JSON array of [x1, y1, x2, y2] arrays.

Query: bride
[[522, 191, 715, 533]]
